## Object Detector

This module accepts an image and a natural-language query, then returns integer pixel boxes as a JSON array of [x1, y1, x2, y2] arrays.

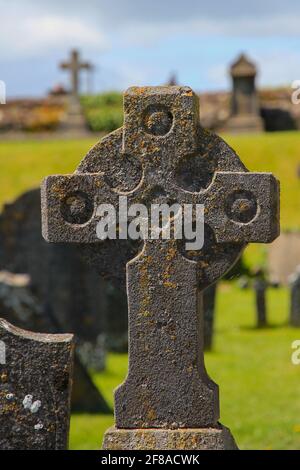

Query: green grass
[[70, 282, 300, 450], [0, 138, 95, 207]]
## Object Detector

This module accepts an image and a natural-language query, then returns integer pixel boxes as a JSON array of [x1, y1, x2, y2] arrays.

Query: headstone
[[0, 318, 74, 450], [224, 53, 264, 133], [268, 231, 300, 285], [288, 266, 300, 327], [60, 49, 92, 97], [0, 270, 110, 414], [41, 86, 280, 450], [0, 189, 106, 371], [203, 283, 217, 350], [59, 49, 92, 134], [253, 271, 268, 328]]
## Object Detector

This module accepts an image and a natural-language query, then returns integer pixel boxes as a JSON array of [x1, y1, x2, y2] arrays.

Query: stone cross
[[60, 49, 92, 97], [289, 266, 300, 327], [41, 86, 279, 450], [0, 318, 74, 450]]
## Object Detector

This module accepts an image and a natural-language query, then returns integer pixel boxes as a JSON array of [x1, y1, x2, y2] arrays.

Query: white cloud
[[0, 14, 108, 60]]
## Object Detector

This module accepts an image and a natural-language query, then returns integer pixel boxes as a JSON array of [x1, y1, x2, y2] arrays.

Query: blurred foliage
[[81, 92, 123, 132]]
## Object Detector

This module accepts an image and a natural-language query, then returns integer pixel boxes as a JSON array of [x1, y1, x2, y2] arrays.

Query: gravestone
[[0, 270, 110, 414], [224, 53, 264, 133], [41, 86, 280, 450], [253, 274, 268, 328], [0, 188, 106, 371], [203, 284, 217, 351], [288, 266, 300, 327], [59, 49, 92, 134], [0, 318, 73, 450], [268, 232, 300, 285]]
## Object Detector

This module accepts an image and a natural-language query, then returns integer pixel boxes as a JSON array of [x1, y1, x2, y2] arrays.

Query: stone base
[[223, 114, 264, 134], [102, 424, 238, 450]]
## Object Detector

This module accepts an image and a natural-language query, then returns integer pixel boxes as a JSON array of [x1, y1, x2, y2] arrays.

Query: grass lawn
[[70, 282, 300, 450]]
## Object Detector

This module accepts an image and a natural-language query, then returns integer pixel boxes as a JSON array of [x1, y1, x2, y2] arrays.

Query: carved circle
[[175, 154, 215, 192], [60, 191, 94, 225], [226, 190, 258, 224], [143, 105, 173, 136]]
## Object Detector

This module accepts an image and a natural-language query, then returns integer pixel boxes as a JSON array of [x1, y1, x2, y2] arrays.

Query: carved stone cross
[[60, 49, 92, 97], [41, 86, 279, 450]]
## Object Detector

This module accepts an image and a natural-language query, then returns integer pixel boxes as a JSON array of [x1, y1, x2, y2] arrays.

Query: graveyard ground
[[0, 130, 299, 449]]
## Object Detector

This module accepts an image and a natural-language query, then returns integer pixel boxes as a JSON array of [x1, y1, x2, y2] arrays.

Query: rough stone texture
[[288, 266, 300, 327], [41, 86, 280, 448], [102, 425, 238, 450], [203, 284, 217, 350], [0, 270, 110, 414], [0, 318, 74, 450]]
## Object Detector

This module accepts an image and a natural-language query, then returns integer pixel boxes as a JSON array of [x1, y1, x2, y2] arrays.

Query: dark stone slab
[[289, 267, 300, 327], [0, 188, 106, 370], [0, 318, 73, 450], [0, 270, 110, 414]]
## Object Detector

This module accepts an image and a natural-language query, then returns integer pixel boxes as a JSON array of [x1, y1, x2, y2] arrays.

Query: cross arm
[[41, 173, 119, 243], [203, 172, 280, 243]]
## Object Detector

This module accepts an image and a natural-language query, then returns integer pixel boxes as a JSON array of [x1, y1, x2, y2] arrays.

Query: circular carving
[[226, 190, 258, 223], [60, 191, 93, 225], [175, 154, 215, 192], [143, 105, 173, 136]]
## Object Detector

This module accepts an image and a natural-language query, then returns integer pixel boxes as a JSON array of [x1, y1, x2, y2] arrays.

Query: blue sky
[[1, 0, 300, 97]]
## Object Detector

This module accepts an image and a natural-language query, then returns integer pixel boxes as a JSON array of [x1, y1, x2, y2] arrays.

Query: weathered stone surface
[[41, 86, 280, 449], [0, 269, 110, 414], [289, 266, 300, 327], [102, 425, 238, 450], [203, 283, 217, 350], [0, 318, 74, 450]]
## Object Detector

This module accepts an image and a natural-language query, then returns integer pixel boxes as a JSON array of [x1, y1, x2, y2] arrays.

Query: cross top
[[41, 86, 279, 431], [60, 49, 92, 96]]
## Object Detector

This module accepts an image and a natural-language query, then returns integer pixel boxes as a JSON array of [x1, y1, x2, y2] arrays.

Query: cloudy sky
[[1, 0, 300, 97]]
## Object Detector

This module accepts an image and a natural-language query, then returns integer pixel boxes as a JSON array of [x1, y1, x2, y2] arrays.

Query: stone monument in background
[[59, 49, 92, 135], [224, 53, 264, 133]]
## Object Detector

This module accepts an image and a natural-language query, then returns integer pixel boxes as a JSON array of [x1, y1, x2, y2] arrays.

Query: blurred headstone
[[253, 274, 268, 328], [269, 232, 300, 285], [59, 49, 92, 135], [224, 53, 264, 133], [0, 189, 106, 371], [289, 266, 300, 327]]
